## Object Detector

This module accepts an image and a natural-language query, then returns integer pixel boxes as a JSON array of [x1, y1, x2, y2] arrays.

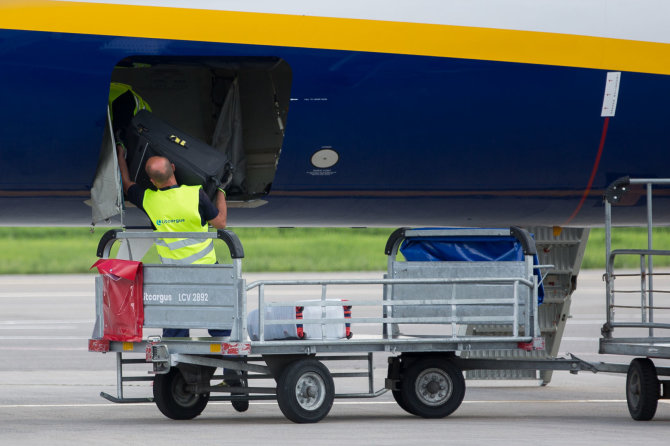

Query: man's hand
[[208, 189, 227, 229], [116, 143, 135, 194]]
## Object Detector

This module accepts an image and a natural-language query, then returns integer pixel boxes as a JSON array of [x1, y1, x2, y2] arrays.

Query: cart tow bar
[[567, 353, 599, 374], [453, 353, 601, 375]]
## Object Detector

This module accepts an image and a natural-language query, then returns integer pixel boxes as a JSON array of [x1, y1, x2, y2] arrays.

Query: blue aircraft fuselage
[[1, 28, 669, 227]]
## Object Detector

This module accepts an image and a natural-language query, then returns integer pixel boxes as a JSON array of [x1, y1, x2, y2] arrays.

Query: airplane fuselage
[[2, 1, 670, 227]]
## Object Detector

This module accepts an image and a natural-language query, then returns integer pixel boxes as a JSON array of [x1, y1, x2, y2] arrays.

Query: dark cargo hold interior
[[110, 56, 291, 202]]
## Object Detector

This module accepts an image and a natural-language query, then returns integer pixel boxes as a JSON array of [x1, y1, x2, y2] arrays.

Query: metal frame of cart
[[89, 227, 557, 422], [599, 177, 670, 420], [88, 223, 670, 423]]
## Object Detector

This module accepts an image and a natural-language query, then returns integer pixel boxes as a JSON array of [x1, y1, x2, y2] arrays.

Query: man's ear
[[171, 163, 176, 173]]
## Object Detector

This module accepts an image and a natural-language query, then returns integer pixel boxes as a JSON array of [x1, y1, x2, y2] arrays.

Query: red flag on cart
[[91, 259, 144, 342]]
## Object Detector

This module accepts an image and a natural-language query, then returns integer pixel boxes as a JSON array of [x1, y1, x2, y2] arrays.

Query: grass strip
[[581, 226, 670, 268], [0, 227, 392, 274], [0, 227, 669, 274]]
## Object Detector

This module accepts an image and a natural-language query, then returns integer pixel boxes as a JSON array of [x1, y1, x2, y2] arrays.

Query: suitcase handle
[[168, 134, 188, 148], [204, 177, 220, 199], [204, 165, 234, 199]]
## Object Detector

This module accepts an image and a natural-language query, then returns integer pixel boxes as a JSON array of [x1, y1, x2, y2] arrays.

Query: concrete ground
[[0, 271, 668, 445]]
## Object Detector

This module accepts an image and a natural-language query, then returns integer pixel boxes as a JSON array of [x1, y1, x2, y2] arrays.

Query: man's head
[[145, 156, 177, 188]]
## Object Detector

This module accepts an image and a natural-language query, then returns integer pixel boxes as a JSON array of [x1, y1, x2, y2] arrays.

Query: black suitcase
[[126, 110, 231, 199]]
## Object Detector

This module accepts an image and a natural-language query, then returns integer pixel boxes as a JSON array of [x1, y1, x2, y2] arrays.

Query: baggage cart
[[88, 227, 611, 423], [599, 177, 670, 420]]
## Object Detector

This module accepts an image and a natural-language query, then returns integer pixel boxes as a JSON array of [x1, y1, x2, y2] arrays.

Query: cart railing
[[603, 177, 670, 342], [93, 229, 247, 340], [96, 228, 245, 260], [246, 275, 538, 343], [603, 249, 670, 339]]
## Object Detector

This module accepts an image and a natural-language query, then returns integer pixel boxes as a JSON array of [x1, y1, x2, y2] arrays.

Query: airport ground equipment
[[599, 177, 670, 420], [461, 226, 589, 385], [89, 227, 668, 422], [89, 227, 551, 422]]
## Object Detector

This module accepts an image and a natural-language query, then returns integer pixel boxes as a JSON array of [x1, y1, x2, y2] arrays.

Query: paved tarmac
[[1, 271, 668, 445]]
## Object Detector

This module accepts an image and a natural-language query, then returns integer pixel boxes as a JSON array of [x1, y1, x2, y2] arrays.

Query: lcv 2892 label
[[178, 293, 209, 302]]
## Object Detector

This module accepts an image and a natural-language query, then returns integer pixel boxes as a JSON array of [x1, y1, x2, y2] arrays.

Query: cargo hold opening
[[110, 56, 291, 203]]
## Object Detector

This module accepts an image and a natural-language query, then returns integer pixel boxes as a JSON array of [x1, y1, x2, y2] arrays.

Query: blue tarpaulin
[[400, 231, 544, 303]]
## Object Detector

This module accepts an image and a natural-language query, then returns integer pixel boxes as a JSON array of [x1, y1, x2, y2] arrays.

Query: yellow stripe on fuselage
[[1, 1, 670, 75]]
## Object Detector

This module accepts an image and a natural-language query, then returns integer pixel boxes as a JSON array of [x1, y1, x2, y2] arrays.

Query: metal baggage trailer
[[89, 227, 577, 423], [599, 177, 670, 420]]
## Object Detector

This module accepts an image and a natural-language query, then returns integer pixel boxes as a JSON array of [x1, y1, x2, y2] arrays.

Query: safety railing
[[603, 249, 670, 341], [602, 177, 670, 342], [245, 276, 539, 344]]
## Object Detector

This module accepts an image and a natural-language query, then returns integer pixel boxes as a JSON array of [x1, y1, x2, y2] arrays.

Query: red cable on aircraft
[[563, 117, 610, 225]]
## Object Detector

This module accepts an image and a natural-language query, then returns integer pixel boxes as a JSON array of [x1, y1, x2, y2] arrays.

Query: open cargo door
[[212, 77, 245, 192], [109, 56, 290, 206], [90, 108, 123, 225]]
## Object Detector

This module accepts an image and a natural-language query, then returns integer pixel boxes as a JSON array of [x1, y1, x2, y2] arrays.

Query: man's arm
[[208, 189, 227, 229], [116, 144, 135, 194]]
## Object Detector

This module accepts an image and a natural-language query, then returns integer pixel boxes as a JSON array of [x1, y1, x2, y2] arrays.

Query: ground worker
[[116, 152, 246, 410], [115, 149, 228, 334], [112, 87, 245, 411], [111, 82, 227, 330]]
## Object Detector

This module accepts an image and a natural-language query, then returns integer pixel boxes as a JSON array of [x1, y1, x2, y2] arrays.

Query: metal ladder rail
[[462, 227, 589, 385]]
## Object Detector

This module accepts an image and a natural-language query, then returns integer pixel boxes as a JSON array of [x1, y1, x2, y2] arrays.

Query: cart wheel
[[626, 358, 659, 421], [230, 372, 249, 413], [276, 358, 334, 423], [387, 361, 415, 415], [400, 358, 465, 418], [392, 389, 416, 415], [153, 368, 209, 420], [232, 396, 249, 412]]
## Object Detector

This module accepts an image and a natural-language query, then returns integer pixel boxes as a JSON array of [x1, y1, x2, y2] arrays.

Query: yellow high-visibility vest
[[142, 185, 216, 265], [108, 82, 152, 118]]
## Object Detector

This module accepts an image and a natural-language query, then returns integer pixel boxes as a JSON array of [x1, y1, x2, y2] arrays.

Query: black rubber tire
[[232, 398, 249, 413], [626, 358, 659, 421], [392, 389, 416, 415], [400, 357, 465, 419], [387, 361, 415, 415], [230, 373, 250, 413], [276, 358, 334, 423], [153, 368, 209, 420]]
